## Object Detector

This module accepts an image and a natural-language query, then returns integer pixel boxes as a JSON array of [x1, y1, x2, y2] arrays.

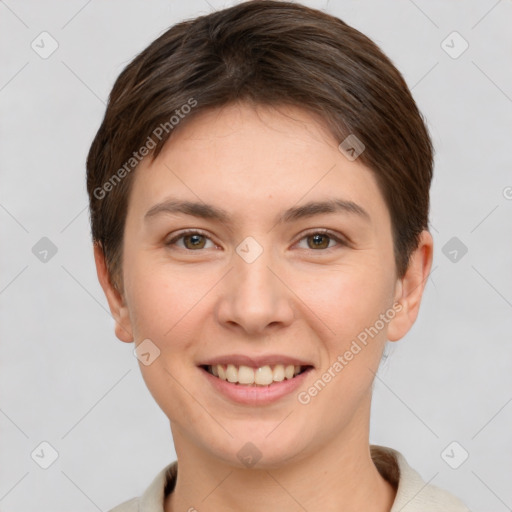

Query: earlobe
[[93, 242, 134, 343], [387, 230, 434, 342]]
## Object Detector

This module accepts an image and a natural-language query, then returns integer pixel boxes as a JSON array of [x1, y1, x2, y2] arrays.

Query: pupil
[[187, 234, 204, 248], [311, 234, 328, 249]]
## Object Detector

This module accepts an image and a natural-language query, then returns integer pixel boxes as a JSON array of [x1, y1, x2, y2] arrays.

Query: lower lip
[[199, 366, 313, 406]]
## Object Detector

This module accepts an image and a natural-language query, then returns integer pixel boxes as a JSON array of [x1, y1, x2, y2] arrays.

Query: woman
[[86, 1, 469, 510]]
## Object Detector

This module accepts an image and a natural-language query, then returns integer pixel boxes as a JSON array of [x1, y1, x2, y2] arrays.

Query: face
[[97, 102, 430, 469]]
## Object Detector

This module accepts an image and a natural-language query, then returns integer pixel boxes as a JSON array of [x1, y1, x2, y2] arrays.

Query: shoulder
[[108, 497, 139, 512], [106, 461, 178, 512], [371, 445, 470, 512]]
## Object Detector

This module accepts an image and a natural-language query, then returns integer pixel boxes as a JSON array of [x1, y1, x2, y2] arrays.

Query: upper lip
[[199, 354, 314, 368]]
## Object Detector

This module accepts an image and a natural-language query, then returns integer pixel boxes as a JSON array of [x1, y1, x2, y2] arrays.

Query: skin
[[95, 102, 433, 512]]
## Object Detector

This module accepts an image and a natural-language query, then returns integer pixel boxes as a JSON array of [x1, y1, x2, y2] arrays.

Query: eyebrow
[[144, 197, 370, 225]]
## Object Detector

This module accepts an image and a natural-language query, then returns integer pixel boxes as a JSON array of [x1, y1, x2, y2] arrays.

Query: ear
[[93, 242, 134, 343], [387, 230, 433, 342]]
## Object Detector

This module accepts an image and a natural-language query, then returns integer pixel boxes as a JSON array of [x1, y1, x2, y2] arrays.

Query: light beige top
[[109, 445, 470, 511]]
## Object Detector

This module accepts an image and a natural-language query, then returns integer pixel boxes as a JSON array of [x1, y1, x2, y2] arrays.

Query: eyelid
[[293, 228, 349, 250], [165, 228, 217, 248], [165, 228, 349, 251]]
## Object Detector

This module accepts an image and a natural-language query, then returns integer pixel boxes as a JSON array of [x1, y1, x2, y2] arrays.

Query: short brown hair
[[86, 0, 433, 291]]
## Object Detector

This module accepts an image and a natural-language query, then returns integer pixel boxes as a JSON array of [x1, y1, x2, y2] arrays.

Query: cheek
[[124, 263, 208, 421], [297, 268, 393, 396], [299, 261, 394, 345], [290, 267, 394, 436], [123, 251, 205, 342]]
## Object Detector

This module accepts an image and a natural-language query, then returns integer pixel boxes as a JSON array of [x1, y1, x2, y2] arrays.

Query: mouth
[[200, 363, 314, 387]]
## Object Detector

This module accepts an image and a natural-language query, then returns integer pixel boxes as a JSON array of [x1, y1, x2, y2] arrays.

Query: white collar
[[118, 445, 469, 512]]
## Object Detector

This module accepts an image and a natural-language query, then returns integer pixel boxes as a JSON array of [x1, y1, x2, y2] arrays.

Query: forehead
[[128, 102, 390, 228]]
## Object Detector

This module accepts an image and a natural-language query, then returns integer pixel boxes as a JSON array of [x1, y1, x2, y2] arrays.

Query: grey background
[[1, 0, 511, 510]]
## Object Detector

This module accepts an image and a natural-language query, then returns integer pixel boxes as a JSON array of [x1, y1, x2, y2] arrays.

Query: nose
[[215, 243, 295, 336]]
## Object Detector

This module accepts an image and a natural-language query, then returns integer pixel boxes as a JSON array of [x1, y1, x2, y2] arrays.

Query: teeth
[[226, 364, 238, 383], [207, 363, 306, 386], [285, 365, 295, 380], [239, 365, 255, 384], [273, 364, 285, 382], [255, 365, 273, 385]]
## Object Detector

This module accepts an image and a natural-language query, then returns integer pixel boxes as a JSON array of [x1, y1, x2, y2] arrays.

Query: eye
[[295, 229, 347, 251], [165, 229, 348, 252], [165, 230, 216, 251]]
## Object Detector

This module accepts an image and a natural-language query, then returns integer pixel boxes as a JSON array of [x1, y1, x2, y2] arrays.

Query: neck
[[165, 401, 396, 512]]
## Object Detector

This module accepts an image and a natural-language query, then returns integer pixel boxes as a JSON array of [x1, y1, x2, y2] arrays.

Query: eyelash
[[165, 229, 348, 252]]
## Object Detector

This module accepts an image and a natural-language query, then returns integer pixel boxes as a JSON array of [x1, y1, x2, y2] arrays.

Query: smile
[[198, 354, 314, 405], [202, 364, 311, 386]]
